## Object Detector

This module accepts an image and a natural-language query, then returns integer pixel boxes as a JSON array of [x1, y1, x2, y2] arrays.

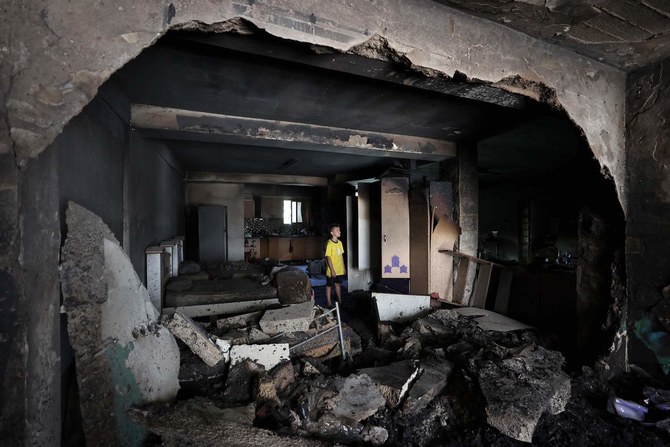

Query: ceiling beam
[[186, 171, 327, 186], [174, 34, 526, 110], [131, 104, 457, 161]]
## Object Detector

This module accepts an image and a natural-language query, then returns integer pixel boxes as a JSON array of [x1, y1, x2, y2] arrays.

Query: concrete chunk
[[60, 203, 180, 446], [164, 312, 225, 367], [259, 301, 315, 335], [453, 307, 532, 332], [163, 298, 280, 318], [359, 360, 421, 407], [331, 374, 386, 421], [219, 327, 271, 345], [403, 360, 454, 416], [373, 293, 431, 323], [276, 268, 312, 304], [216, 310, 264, 330], [478, 345, 571, 443], [230, 343, 290, 370]]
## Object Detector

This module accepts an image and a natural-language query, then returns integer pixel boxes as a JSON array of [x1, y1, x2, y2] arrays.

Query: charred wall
[[626, 59, 670, 382]]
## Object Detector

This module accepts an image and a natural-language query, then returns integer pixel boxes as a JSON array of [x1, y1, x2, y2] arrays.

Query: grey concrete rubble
[[229, 343, 290, 369], [275, 268, 313, 304], [330, 374, 387, 421], [359, 360, 422, 407], [216, 310, 265, 330], [478, 344, 571, 443], [129, 398, 330, 447], [373, 293, 432, 322], [60, 203, 180, 446], [403, 359, 454, 416], [259, 301, 315, 334], [163, 312, 225, 367], [218, 327, 271, 345], [130, 284, 575, 445]]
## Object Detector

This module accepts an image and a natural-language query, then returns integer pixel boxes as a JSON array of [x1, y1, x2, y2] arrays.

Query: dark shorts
[[327, 275, 345, 287]]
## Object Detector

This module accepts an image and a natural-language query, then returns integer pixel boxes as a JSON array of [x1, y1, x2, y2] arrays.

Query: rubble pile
[[62, 205, 670, 446], [130, 274, 586, 447]]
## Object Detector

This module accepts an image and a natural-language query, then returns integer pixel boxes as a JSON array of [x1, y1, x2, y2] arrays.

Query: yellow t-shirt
[[325, 239, 345, 276]]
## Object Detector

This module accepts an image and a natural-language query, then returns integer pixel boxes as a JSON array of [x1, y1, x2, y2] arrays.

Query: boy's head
[[329, 223, 341, 238]]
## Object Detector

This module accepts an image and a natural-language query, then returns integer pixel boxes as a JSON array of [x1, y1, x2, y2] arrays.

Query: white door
[[381, 178, 410, 278]]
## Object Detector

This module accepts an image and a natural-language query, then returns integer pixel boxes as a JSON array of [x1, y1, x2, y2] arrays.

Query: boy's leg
[[325, 285, 332, 307], [334, 283, 342, 303]]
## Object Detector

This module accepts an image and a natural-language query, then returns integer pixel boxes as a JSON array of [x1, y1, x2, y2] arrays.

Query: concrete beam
[[131, 104, 457, 161], [178, 33, 527, 110], [187, 171, 327, 187]]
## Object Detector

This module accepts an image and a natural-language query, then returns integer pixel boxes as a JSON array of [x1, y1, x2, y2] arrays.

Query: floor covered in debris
[[58, 205, 670, 447], [140, 264, 670, 446]]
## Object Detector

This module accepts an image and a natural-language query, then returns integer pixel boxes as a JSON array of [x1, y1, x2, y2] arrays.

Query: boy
[[325, 223, 346, 308]]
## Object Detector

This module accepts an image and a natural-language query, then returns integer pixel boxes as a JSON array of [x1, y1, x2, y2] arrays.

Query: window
[[283, 200, 303, 224]]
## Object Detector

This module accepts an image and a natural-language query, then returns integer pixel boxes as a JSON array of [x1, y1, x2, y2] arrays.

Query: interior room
[[3, 1, 670, 446]]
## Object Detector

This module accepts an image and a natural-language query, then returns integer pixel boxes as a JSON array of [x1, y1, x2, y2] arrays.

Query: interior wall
[[57, 91, 127, 241], [626, 59, 670, 382], [186, 182, 245, 261], [127, 132, 185, 280]]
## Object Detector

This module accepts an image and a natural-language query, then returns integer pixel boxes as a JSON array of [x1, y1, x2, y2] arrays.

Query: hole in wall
[[50, 17, 627, 442]]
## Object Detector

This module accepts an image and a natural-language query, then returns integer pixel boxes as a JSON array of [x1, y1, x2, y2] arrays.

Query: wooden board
[[471, 263, 493, 308], [430, 215, 459, 300], [452, 258, 472, 304], [409, 188, 430, 294], [493, 268, 514, 314]]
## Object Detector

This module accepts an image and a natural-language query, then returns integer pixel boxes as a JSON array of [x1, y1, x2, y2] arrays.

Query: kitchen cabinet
[[266, 236, 322, 261]]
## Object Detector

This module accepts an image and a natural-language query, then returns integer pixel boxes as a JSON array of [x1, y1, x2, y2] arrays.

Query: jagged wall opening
[[2, 4, 635, 444]]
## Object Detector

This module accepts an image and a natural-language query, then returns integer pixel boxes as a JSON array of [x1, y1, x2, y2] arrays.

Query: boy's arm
[[325, 256, 336, 277]]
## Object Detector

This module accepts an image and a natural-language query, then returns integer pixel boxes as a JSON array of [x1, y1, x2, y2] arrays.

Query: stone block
[[230, 344, 290, 370], [216, 310, 264, 331], [276, 269, 312, 304], [403, 360, 454, 416], [330, 374, 386, 421], [163, 312, 225, 367], [359, 360, 421, 407], [373, 293, 431, 323], [259, 301, 315, 335]]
